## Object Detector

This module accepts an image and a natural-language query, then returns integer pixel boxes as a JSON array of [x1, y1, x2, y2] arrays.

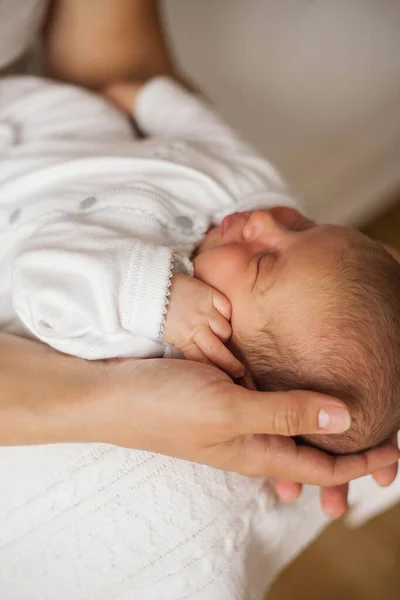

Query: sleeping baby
[[1, 75, 400, 455]]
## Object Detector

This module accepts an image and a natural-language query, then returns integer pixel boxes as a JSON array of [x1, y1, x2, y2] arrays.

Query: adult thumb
[[233, 388, 351, 436]]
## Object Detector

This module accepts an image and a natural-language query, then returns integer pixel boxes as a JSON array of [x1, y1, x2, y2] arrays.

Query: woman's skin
[[0, 0, 396, 518], [42, 0, 177, 88], [1, 333, 398, 490]]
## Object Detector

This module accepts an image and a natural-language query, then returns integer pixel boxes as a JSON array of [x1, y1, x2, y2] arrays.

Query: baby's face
[[193, 207, 354, 347]]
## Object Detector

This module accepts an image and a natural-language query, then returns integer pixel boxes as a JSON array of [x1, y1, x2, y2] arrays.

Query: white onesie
[[0, 76, 398, 600], [0, 75, 294, 359]]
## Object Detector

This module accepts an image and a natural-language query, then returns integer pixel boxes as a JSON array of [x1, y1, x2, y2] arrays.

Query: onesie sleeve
[[135, 77, 297, 217], [135, 77, 237, 142], [11, 217, 175, 359]]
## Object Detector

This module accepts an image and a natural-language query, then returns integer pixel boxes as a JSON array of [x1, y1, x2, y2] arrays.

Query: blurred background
[[163, 1, 400, 597], [270, 501, 400, 599], [164, 0, 400, 227]]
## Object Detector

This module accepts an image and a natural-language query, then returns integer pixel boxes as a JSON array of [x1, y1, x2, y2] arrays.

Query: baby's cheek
[[194, 249, 239, 289]]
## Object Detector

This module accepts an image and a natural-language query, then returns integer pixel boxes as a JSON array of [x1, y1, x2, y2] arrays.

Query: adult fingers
[[320, 484, 349, 518], [228, 432, 400, 485], [234, 388, 351, 436], [273, 439, 399, 509], [276, 480, 351, 517], [371, 434, 399, 486], [372, 463, 398, 487], [275, 479, 303, 502], [275, 464, 398, 514]]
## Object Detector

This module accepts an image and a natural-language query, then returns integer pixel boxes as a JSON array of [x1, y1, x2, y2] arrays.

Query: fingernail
[[318, 406, 351, 432]]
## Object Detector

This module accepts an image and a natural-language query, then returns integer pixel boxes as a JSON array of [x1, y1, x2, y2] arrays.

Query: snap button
[[175, 215, 193, 231], [80, 196, 97, 210], [0, 121, 18, 149], [9, 208, 21, 224]]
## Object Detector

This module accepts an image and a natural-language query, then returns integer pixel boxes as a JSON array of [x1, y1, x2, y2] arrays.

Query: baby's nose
[[243, 210, 289, 243]]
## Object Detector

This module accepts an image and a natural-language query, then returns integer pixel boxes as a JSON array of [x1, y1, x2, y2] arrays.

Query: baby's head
[[194, 206, 400, 454]]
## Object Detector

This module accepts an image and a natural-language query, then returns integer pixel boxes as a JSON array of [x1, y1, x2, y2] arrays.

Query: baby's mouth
[[195, 211, 246, 256], [220, 212, 239, 236]]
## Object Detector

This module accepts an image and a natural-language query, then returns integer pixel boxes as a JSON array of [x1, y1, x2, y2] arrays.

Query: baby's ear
[[239, 370, 258, 390]]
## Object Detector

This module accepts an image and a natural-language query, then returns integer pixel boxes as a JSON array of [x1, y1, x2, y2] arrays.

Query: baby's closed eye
[[254, 252, 277, 290]]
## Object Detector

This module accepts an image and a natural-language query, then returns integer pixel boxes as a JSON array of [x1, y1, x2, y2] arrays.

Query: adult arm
[[0, 333, 100, 445], [1, 333, 398, 487], [43, 0, 176, 88]]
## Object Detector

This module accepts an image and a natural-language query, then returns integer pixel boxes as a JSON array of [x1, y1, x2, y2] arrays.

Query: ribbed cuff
[[121, 242, 174, 341]]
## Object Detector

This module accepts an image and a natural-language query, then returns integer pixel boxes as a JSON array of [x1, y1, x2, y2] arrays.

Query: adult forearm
[[0, 334, 102, 445], [43, 0, 176, 88], [0, 334, 397, 493]]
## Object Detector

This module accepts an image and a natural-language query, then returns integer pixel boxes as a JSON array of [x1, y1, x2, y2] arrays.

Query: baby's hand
[[163, 274, 245, 379]]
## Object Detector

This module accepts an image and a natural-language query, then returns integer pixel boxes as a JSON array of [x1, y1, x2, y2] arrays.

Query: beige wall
[[164, 0, 400, 225]]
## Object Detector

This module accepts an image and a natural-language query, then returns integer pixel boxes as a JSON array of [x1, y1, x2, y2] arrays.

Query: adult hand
[[2, 334, 398, 486], [275, 433, 399, 517], [88, 358, 400, 483]]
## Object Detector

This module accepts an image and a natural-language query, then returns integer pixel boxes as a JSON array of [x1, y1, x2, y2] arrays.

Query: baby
[[1, 75, 400, 456]]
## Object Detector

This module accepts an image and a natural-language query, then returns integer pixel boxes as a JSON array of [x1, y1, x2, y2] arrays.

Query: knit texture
[[0, 444, 331, 600]]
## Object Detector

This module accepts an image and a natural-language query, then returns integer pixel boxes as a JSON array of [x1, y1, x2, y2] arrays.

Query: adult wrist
[[84, 358, 151, 449], [0, 334, 104, 446]]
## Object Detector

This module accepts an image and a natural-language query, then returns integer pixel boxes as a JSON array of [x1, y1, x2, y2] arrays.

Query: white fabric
[[0, 76, 293, 359], [346, 431, 400, 528], [0, 0, 48, 70], [0, 445, 328, 600], [0, 443, 399, 600], [0, 75, 400, 600]]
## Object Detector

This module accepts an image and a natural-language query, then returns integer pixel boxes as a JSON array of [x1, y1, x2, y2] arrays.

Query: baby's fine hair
[[242, 232, 400, 455]]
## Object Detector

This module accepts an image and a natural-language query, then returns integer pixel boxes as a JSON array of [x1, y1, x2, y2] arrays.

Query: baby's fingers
[[209, 311, 232, 343], [194, 326, 245, 378], [212, 291, 232, 320], [181, 344, 215, 368]]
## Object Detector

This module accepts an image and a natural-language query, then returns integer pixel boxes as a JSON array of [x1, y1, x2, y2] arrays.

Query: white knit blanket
[[0, 442, 399, 600]]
